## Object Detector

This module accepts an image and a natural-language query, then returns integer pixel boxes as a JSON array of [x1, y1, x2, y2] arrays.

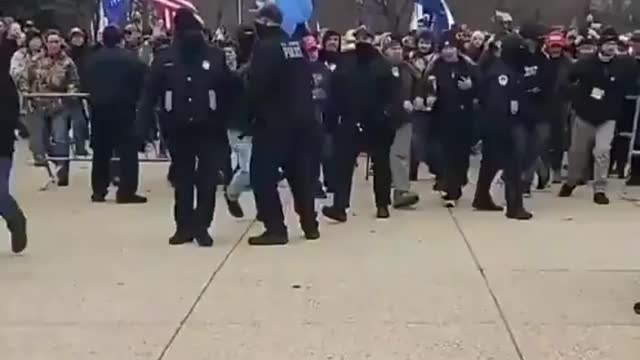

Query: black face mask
[[178, 30, 205, 56], [355, 42, 376, 61], [254, 23, 280, 40]]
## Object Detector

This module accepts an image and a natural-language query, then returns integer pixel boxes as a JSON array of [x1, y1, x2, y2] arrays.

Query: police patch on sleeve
[[498, 75, 509, 86], [281, 42, 304, 59]]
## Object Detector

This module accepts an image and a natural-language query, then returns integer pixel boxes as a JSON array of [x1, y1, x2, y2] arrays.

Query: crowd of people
[[1, 5, 640, 252]]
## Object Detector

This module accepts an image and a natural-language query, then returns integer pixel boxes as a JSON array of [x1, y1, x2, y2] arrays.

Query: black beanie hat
[[103, 25, 122, 48], [438, 30, 458, 50], [174, 8, 203, 32], [417, 30, 433, 42], [256, 3, 283, 26], [599, 26, 618, 45]]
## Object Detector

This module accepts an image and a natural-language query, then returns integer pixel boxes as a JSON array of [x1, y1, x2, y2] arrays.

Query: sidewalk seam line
[[447, 209, 526, 360], [156, 220, 256, 360]]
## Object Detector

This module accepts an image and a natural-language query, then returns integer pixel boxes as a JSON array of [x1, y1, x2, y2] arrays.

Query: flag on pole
[[149, 0, 203, 29], [410, 0, 455, 33], [275, 0, 313, 35], [102, 0, 128, 25]]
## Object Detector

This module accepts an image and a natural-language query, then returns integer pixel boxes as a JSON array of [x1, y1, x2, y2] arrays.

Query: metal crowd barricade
[[620, 95, 640, 202], [21, 92, 170, 191]]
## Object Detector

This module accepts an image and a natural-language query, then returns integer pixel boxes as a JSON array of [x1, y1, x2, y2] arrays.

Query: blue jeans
[[0, 157, 18, 218], [226, 130, 252, 201], [26, 109, 70, 160], [68, 101, 88, 151]]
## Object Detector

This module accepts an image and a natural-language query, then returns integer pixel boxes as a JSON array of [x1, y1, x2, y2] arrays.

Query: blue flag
[[414, 0, 455, 34], [276, 0, 313, 35], [102, 0, 128, 25]]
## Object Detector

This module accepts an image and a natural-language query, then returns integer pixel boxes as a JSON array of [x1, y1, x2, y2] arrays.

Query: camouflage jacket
[[27, 52, 80, 114], [10, 48, 41, 93]]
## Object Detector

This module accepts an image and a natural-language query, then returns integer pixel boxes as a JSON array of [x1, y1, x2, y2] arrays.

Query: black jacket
[[140, 43, 232, 138], [247, 29, 315, 131], [479, 57, 527, 133], [427, 56, 478, 133], [0, 36, 19, 157], [329, 49, 396, 131], [618, 56, 640, 133], [568, 54, 630, 126], [227, 64, 251, 134], [84, 46, 146, 111], [514, 50, 553, 124], [70, 44, 91, 86], [545, 55, 573, 123]]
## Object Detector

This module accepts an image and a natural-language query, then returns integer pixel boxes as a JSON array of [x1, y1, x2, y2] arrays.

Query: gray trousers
[[566, 116, 616, 192], [226, 130, 252, 201], [390, 123, 413, 193]]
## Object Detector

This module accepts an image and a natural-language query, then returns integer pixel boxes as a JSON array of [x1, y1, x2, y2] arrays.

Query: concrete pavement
[[1, 146, 639, 360]]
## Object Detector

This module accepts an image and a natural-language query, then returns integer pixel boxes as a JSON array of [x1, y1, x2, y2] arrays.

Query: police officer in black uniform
[[140, 9, 232, 247], [247, 4, 320, 246], [473, 36, 533, 220]]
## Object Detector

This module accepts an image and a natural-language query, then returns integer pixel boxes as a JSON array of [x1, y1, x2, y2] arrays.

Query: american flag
[[149, 0, 203, 29]]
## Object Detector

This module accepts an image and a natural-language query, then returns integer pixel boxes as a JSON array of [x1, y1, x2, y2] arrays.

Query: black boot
[[392, 190, 419, 209], [376, 206, 390, 219], [558, 184, 576, 197], [322, 206, 347, 223], [248, 231, 289, 246], [116, 194, 148, 204], [169, 229, 194, 245], [5, 203, 27, 254], [593, 192, 610, 205], [472, 197, 504, 211], [506, 208, 533, 220], [303, 226, 320, 240], [91, 193, 106, 203], [225, 193, 244, 218], [195, 230, 214, 247]]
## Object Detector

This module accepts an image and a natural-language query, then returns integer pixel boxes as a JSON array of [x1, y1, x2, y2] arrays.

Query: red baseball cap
[[545, 31, 566, 48]]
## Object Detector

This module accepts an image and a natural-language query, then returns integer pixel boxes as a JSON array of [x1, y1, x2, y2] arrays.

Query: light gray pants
[[566, 116, 616, 193], [390, 123, 413, 193], [226, 130, 252, 201]]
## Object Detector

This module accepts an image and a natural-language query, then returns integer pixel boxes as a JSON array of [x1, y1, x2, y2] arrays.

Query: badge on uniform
[[391, 67, 400, 78], [202, 60, 210, 70], [208, 90, 217, 110], [591, 87, 605, 100], [524, 65, 538, 77], [328, 63, 337, 72], [498, 75, 509, 86], [510, 100, 519, 115]]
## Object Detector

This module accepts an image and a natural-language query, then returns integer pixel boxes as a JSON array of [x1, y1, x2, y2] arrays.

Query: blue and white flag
[[102, 0, 128, 25], [410, 0, 455, 34], [275, 0, 313, 35]]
